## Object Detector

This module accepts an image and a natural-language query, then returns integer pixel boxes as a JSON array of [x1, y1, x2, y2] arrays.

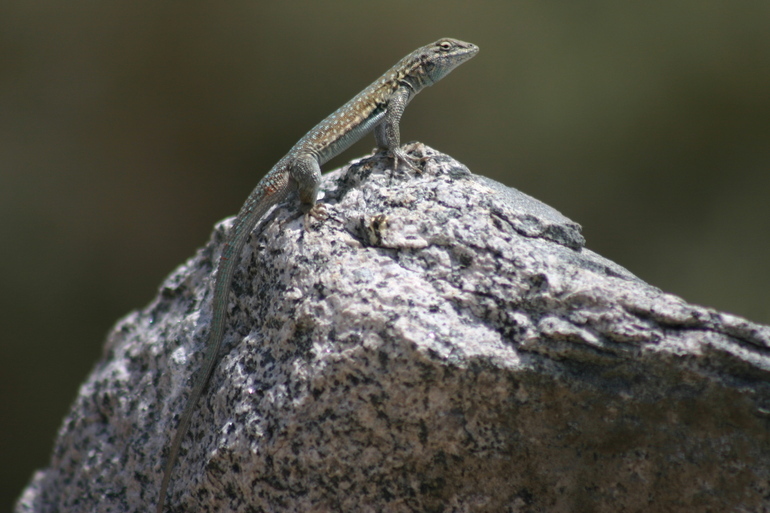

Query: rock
[[16, 143, 770, 512]]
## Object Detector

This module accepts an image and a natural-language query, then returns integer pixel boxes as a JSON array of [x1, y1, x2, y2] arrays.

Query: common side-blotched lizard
[[156, 38, 478, 512]]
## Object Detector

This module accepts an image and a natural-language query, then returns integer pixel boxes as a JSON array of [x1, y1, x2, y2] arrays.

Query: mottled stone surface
[[16, 144, 770, 512]]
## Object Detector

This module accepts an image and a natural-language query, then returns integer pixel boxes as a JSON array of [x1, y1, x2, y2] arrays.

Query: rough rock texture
[[16, 143, 770, 512]]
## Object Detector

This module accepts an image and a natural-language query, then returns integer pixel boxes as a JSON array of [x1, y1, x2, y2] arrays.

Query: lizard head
[[417, 38, 479, 87]]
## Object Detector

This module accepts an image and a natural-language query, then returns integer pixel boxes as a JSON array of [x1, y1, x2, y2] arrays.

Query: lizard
[[156, 37, 478, 512]]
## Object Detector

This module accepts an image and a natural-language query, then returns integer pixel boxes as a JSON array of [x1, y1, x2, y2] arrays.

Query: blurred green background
[[3, 1, 769, 508]]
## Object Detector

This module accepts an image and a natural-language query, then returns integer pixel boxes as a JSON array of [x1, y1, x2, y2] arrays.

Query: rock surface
[[16, 144, 770, 512]]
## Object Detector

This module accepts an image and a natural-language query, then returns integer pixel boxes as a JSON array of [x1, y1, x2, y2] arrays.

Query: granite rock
[[16, 143, 770, 512]]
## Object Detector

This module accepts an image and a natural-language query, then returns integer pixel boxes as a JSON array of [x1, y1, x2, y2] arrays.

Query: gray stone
[[16, 143, 770, 512]]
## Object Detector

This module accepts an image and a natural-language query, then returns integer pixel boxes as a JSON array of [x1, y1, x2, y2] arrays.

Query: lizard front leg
[[374, 86, 421, 172]]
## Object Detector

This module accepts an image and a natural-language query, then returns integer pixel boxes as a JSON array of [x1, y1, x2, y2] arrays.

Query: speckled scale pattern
[[297, 38, 478, 163]]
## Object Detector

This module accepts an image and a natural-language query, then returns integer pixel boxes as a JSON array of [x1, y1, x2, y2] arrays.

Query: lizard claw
[[303, 203, 327, 230], [391, 147, 422, 173]]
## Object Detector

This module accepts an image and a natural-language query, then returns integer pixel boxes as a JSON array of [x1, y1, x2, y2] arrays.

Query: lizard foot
[[390, 147, 423, 174], [303, 202, 327, 230]]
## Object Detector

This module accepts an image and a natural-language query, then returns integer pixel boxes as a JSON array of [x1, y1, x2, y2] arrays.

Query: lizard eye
[[439, 41, 452, 51]]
